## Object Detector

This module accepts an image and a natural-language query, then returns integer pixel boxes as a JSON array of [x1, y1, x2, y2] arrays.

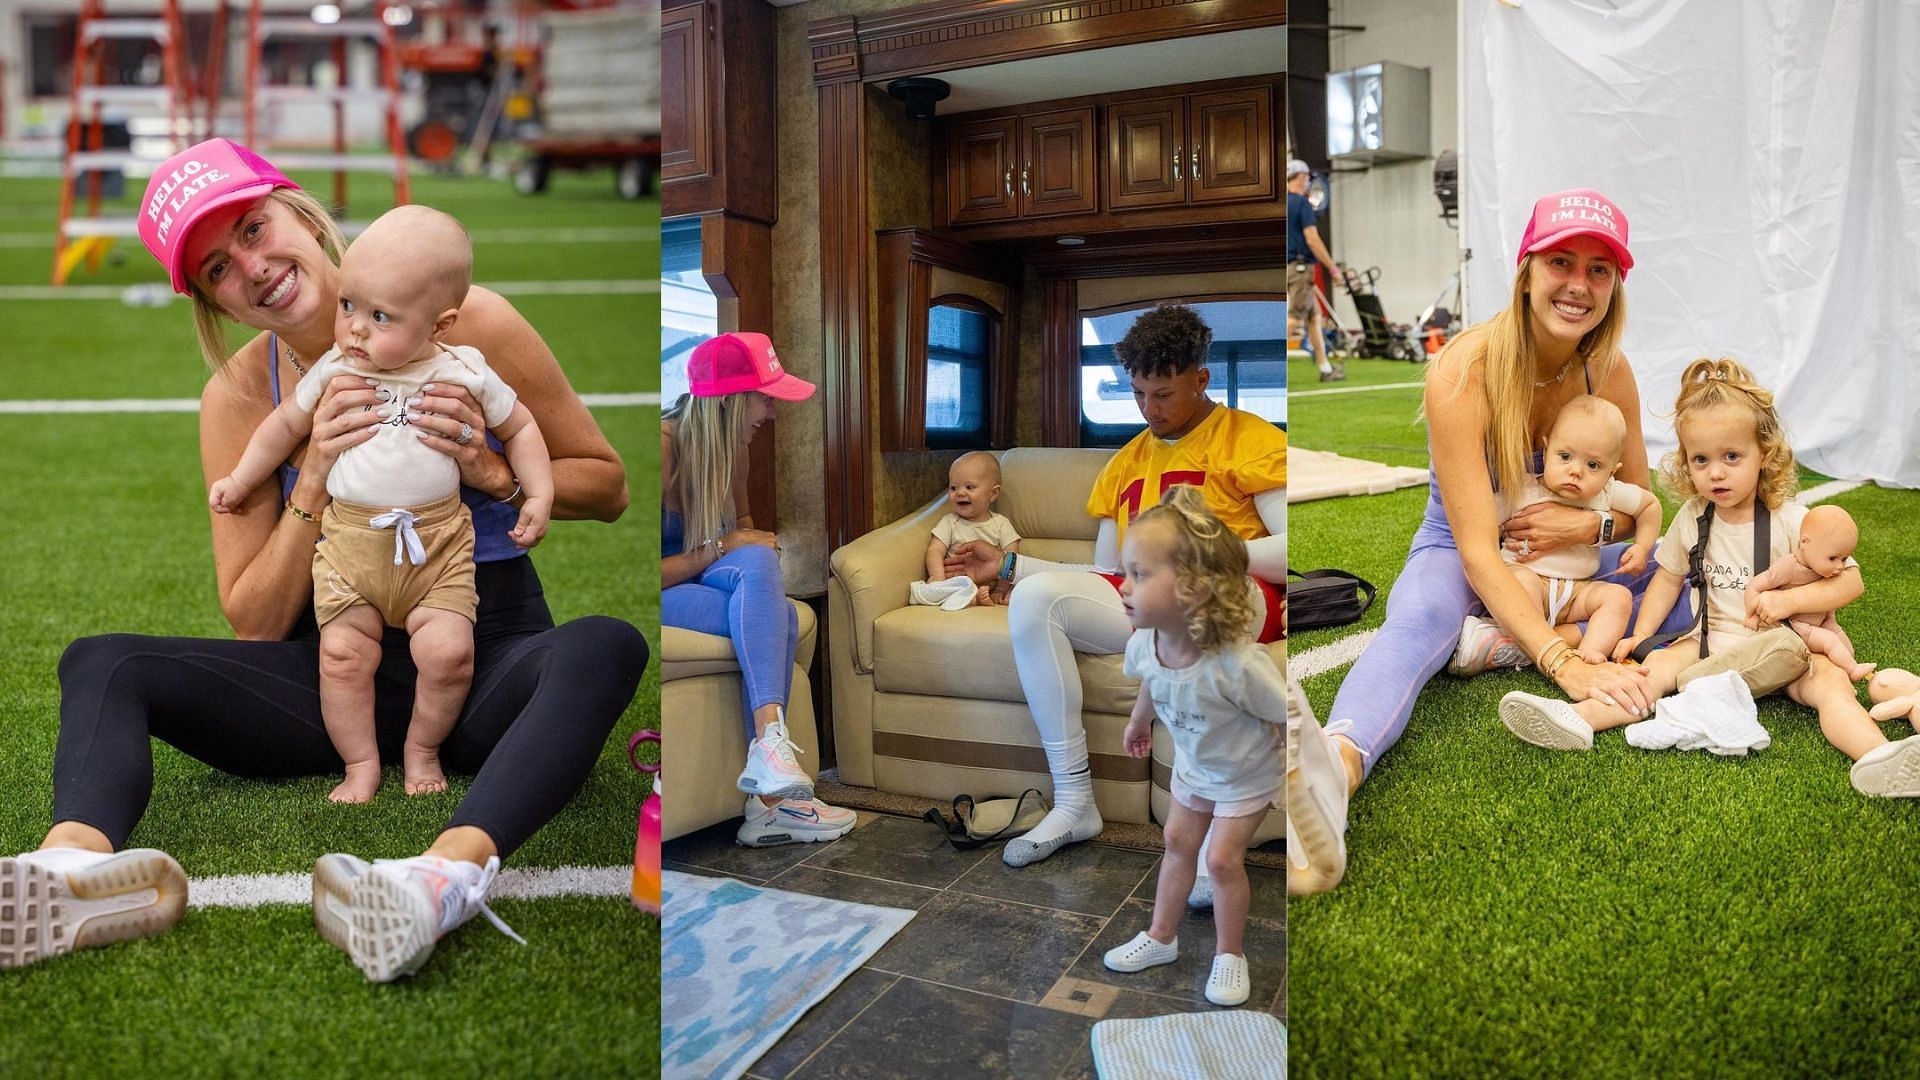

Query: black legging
[[50, 557, 647, 858]]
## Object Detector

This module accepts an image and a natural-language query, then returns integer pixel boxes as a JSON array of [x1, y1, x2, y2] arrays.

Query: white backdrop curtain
[[1460, 0, 1920, 487]]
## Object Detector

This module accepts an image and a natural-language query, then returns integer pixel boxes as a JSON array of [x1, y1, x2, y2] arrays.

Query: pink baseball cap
[[1517, 188, 1633, 278], [688, 332, 816, 401], [138, 138, 298, 294]]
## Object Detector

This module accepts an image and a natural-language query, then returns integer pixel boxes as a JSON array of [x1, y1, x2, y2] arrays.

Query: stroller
[[1337, 266, 1421, 362]]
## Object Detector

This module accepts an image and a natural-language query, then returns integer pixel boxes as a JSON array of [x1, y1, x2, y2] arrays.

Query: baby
[[1745, 504, 1874, 681], [1471, 395, 1663, 666], [210, 205, 553, 803], [909, 451, 1020, 610]]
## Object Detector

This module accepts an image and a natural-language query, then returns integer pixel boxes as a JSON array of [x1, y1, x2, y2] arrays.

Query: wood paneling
[[877, 229, 1024, 452], [1190, 85, 1272, 204], [945, 117, 1018, 224], [662, 0, 777, 223], [817, 77, 873, 550], [1041, 276, 1080, 447], [1108, 97, 1183, 209], [659, 3, 708, 182], [1022, 108, 1098, 217]]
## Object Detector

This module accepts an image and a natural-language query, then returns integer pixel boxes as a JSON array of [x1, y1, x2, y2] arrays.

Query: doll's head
[[1796, 504, 1857, 578], [1121, 485, 1254, 652], [1540, 395, 1627, 502], [946, 452, 1002, 524], [1660, 357, 1796, 513]]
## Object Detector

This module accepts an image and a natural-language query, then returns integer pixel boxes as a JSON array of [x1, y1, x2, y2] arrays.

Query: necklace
[[284, 341, 307, 375], [1532, 357, 1579, 389]]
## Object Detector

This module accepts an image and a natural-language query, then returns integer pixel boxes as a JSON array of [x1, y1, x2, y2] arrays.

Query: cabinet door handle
[[1021, 163, 1030, 197], [1192, 146, 1201, 181], [1173, 144, 1182, 182], [1004, 164, 1012, 199]]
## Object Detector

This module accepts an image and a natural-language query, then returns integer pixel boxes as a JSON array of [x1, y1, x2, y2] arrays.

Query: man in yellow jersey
[[947, 304, 1285, 869]]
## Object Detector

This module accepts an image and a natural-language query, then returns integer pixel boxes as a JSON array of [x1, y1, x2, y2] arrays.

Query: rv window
[[660, 217, 717, 404], [1078, 297, 1285, 445], [926, 301, 993, 449]]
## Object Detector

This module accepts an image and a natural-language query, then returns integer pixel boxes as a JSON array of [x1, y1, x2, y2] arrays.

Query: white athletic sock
[[1004, 762, 1103, 867]]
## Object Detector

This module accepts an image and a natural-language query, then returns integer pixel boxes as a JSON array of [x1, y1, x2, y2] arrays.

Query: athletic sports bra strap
[[268, 333, 282, 405]]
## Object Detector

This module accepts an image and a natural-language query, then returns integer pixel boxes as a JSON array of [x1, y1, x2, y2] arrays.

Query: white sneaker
[[344, 854, 525, 983], [735, 796, 857, 847], [0, 847, 187, 969], [736, 715, 814, 801], [1287, 679, 1351, 896], [1499, 691, 1595, 751], [1205, 952, 1251, 1007], [1103, 930, 1178, 973], [1448, 615, 1530, 676], [1850, 734, 1920, 797], [312, 852, 369, 954]]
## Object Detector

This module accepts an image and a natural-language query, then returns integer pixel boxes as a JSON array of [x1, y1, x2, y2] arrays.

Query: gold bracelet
[[284, 499, 319, 522], [1546, 648, 1579, 678], [1534, 638, 1569, 670]]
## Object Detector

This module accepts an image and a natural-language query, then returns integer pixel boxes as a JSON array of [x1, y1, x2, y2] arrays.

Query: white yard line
[[189, 865, 632, 909], [0, 393, 658, 414], [1289, 381, 1426, 398], [0, 280, 658, 301], [1796, 478, 1865, 505]]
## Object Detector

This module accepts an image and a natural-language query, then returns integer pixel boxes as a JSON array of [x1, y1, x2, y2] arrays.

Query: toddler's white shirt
[[1124, 629, 1284, 803]]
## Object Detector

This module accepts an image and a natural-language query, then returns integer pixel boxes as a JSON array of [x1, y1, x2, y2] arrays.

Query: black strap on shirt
[[1628, 501, 1770, 664]]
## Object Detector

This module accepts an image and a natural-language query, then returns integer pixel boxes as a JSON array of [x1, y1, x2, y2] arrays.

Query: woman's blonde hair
[[1440, 252, 1627, 497], [1659, 357, 1797, 511], [664, 391, 755, 554], [1132, 485, 1256, 652], [187, 187, 347, 373]]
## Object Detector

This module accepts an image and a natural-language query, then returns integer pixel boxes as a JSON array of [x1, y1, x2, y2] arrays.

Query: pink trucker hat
[[688, 332, 816, 401], [138, 138, 298, 294], [1517, 188, 1633, 278]]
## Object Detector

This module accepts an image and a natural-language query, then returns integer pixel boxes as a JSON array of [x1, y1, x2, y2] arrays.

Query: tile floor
[[664, 812, 1285, 1080]]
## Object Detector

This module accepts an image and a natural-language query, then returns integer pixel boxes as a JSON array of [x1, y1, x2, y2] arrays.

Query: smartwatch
[[1596, 509, 1615, 545]]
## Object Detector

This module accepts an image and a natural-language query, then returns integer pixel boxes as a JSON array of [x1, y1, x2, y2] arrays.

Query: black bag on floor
[[1287, 567, 1377, 632]]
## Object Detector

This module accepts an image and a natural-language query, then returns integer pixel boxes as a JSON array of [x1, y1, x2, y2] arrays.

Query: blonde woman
[[662, 333, 854, 846], [1289, 190, 1695, 894]]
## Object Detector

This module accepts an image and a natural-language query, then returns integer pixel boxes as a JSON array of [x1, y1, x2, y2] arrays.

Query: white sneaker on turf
[[0, 847, 187, 969], [1287, 680, 1351, 896], [1850, 734, 1920, 797], [1448, 615, 1530, 676], [1103, 930, 1178, 973], [312, 852, 369, 954], [1205, 953, 1251, 1007], [736, 714, 814, 801], [736, 797, 857, 847], [344, 854, 524, 983], [1499, 691, 1595, 751]]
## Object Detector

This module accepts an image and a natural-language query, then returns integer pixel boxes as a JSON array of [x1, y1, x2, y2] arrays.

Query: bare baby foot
[[403, 744, 448, 795], [330, 761, 381, 804]]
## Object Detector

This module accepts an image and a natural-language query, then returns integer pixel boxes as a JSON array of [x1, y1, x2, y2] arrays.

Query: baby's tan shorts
[[313, 492, 476, 628]]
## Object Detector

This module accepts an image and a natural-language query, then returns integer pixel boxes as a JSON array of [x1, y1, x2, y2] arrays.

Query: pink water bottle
[[629, 730, 661, 915]]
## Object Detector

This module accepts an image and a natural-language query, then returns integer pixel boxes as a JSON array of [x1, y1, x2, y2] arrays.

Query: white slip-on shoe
[[1287, 680, 1351, 896], [0, 847, 187, 969], [735, 797, 858, 847], [1499, 691, 1595, 751], [345, 854, 525, 983], [1205, 953, 1251, 1007], [312, 852, 369, 954], [1447, 615, 1529, 676], [1850, 734, 1920, 798], [1103, 930, 1179, 973], [736, 715, 815, 801]]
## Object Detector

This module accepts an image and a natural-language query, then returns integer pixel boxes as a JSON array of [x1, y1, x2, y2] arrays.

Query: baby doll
[[909, 451, 1021, 610], [1868, 668, 1920, 725], [1744, 504, 1874, 681]]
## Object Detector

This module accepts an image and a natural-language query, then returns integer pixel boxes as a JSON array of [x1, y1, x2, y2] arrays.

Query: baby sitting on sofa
[[910, 451, 1021, 611]]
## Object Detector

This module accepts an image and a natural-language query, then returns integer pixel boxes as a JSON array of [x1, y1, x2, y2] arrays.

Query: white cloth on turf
[[1624, 670, 1770, 756]]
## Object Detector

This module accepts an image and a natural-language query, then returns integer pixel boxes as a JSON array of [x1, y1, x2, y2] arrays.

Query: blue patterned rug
[[661, 871, 917, 1080]]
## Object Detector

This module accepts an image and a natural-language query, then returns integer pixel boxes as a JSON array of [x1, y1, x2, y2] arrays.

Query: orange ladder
[[52, 0, 190, 285], [244, 0, 411, 217]]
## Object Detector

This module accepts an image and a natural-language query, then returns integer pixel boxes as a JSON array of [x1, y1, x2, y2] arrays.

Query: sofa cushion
[[661, 599, 817, 681], [997, 447, 1114, 541], [870, 604, 1139, 714]]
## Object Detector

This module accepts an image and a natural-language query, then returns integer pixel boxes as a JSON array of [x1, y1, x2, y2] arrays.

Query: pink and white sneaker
[[343, 854, 525, 983], [736, 796, 857, 847], [736, 713, 814, 801], [0, 847, 187, 969]]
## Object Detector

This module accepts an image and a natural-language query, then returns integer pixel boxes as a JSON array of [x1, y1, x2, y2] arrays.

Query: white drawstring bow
[[368, 508, 427, 566]]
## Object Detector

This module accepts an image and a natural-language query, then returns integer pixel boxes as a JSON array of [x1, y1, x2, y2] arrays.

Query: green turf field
[[1286, 354, 1920, 1076], [0, 166, 659, 1075]]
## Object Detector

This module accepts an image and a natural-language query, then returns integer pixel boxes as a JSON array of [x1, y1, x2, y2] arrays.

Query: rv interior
[[661, 1, 1285, 1069]]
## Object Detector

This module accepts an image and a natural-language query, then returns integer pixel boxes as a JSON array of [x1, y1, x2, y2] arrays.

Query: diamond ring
[[455, 423, 475, 446]]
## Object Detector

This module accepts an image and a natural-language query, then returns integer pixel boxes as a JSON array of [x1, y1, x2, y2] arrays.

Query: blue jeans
[[660, 544, 796, 742], [1328, 481, 1694, 779]]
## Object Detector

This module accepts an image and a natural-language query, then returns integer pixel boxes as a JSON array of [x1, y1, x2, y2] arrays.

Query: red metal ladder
[[244, 0, 411, 217], [51, 0, 190, 285]]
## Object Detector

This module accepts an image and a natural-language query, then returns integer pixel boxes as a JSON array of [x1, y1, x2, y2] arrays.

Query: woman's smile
[[257, 265, 298, 309]]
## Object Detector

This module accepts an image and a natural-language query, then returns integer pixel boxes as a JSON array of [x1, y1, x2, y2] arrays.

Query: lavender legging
[[1329, 482, 1695, 779], [660, 543, 797, 742]]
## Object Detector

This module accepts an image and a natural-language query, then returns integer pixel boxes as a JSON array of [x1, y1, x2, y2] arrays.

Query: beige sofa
[[828, 447, 1284, 838], [660, 599, 820, 842]]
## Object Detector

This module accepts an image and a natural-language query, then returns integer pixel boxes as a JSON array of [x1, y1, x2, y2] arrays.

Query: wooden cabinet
[[660, 0, 776, 222], [660, 3, 708, 183], [1106, 86, 1271, 211], [946, 109, 1095, 224]]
